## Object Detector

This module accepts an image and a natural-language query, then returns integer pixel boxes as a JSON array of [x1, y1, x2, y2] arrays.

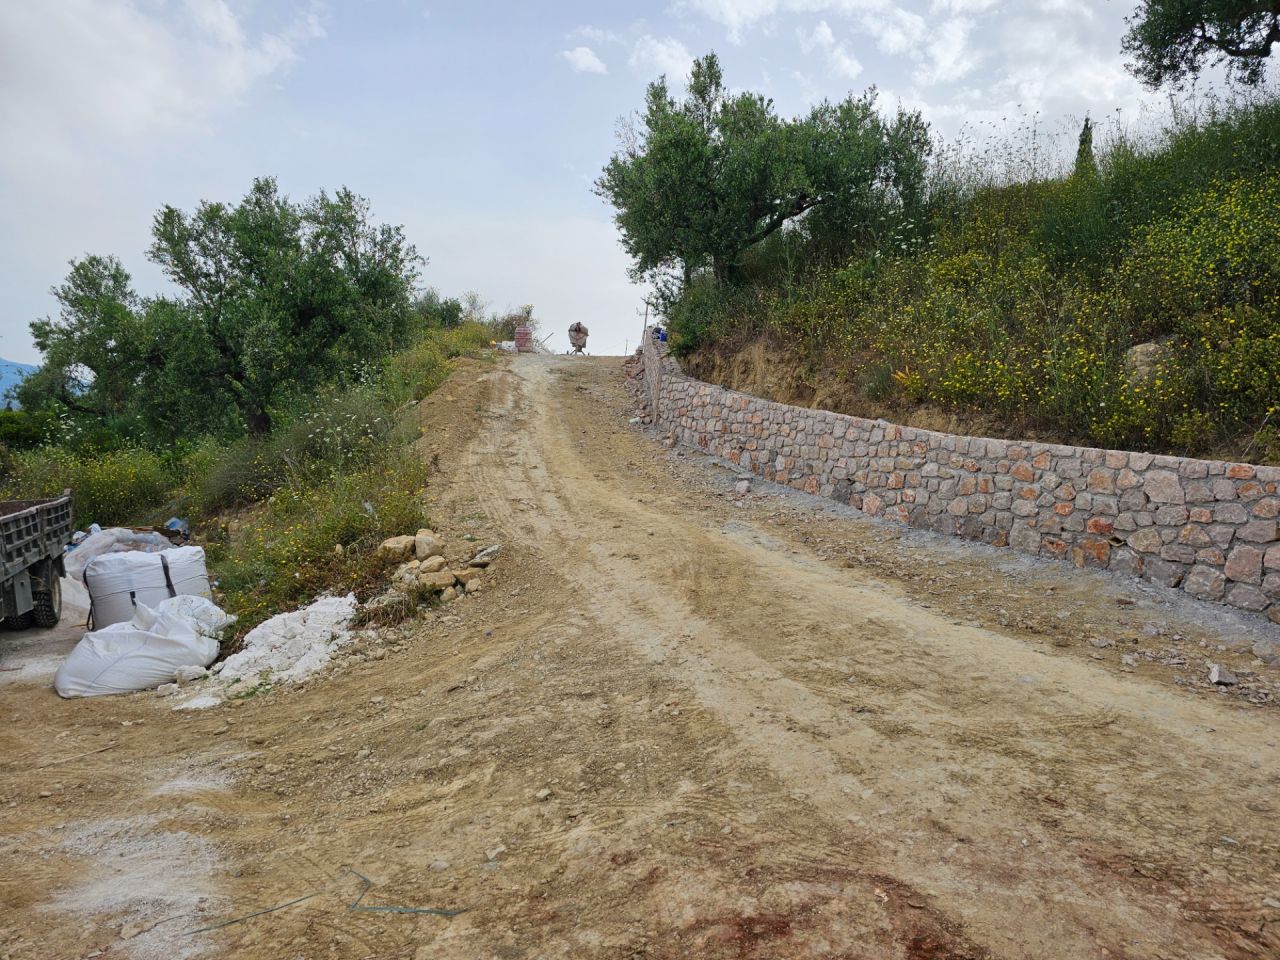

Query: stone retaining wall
[[625, 331, 1280, 624]]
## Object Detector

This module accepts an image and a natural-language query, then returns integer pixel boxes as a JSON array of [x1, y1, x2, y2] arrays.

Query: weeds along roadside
[[0, 322, 494, 633]]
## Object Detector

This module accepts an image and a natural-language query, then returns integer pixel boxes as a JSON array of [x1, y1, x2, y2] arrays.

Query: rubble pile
[[367, 529, 501, 612]]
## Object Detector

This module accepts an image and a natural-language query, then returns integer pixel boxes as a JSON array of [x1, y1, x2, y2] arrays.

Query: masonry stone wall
[[625, 331, 1280, 624]]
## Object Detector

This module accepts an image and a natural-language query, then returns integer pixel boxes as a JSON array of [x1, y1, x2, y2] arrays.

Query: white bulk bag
[[53, 595, 233, 698], [83, 546, 212, 629]]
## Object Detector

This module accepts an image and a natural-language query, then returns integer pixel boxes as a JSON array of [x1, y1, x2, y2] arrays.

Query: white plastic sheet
[[83, 546, 212, 629], [53, 595, 235, 698], [64, 528, 172, 582]]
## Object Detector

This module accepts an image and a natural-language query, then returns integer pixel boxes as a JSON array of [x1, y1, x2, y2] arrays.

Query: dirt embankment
[[683, 334, 1280, 464], [2, 354, 1279, 960], [682, 336, 1105, 447]]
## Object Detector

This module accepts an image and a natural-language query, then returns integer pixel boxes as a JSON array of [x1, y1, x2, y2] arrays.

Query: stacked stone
[[637, 331, 1280, 624]]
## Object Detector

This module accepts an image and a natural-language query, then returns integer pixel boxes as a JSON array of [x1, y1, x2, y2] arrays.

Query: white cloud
[[0, 1, 324, 187], [678, 0, 926, 53], [673, 0, 784, 42], [799, 21, 863, 81], [855, 2, 927, 55], [915, 16, 980, 85], [562, 45, 608, 74], [572, 25, 625, 46], [629, 35, 695, 79], [929, 0, 999, 13]]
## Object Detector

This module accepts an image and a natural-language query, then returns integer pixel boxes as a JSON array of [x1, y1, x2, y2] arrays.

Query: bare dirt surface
[[3, 354, 1279, 960]]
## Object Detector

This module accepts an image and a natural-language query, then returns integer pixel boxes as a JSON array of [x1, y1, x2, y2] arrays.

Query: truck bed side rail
[[1, 490, 73, 581]]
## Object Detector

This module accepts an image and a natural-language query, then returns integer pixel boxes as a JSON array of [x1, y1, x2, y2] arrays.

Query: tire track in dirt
[[461, 356, 1280, 959], [4, 354, 1277, 959]]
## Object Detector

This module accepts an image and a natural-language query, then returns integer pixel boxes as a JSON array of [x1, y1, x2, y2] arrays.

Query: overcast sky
[[0, 1, 1217, 361]]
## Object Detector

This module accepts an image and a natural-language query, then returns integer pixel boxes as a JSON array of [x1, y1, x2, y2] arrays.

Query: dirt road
[[3, 354, 1279, 959]]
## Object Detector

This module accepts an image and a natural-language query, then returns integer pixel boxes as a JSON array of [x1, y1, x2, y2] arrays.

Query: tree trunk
[[245, 406, 272, 436]]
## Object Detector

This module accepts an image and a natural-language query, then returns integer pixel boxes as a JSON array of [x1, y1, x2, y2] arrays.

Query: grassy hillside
[[0, 322, 492, 630], [667, 97, 1280, 462]]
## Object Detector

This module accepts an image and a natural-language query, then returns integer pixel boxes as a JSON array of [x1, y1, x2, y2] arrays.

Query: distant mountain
[[0, 359, 36, 408]]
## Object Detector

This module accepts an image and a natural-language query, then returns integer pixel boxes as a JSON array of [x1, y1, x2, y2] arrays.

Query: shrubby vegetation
[[204, 321, 491, 627], [605, 51, 1280, 460], [0, 178, 499, 628]]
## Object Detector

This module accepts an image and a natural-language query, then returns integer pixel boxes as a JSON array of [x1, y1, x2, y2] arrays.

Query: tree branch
[[745, 194, 823, 247]]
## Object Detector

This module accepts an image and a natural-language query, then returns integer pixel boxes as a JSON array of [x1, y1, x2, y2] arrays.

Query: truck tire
[[32, 578, 61, 629]]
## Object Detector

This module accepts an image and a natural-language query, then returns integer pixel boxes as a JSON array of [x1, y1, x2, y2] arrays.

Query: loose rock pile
[[373, 529, 501, 608]]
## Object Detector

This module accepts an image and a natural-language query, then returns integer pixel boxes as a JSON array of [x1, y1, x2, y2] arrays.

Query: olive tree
[[595, 53, 931, 289], [25, 178, 423, 440], [1124, 1, 1280, 87]]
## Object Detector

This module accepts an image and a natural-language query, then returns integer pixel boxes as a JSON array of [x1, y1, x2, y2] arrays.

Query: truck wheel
[[32, 578, 61, 629]]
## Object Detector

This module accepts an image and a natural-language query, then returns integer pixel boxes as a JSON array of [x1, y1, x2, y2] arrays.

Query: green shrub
[[209, 451, 430, 629], [1110, 174, 1280, 340], [0, 446, 174, 526], [0, 410, 55, 451], [192, 383, 406, 512]]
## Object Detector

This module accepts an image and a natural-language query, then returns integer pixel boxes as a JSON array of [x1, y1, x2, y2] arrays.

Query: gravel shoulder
[[1, 354, 1278, 959]]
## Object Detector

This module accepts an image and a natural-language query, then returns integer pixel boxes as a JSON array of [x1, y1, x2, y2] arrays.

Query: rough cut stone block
[[1254, 498, 1280, 518], [1238, 519, 1277, 543], [1145, 558, 1187, 588], [1086, 468, 1115, 493], [1128, 528, 1163, 554], [1210, 478, 1237, 500], [1009, 524, 1042, 553], [1178, 525, 1212, 547], [1072, 539, 1111, 568], [1184, 480, 1213, 502], [1143, 470, 1184, 504], [1109, 548, 1144, 576], [1215, 502, 1249, 524], [1119, 489, 1149, 511], [1227, 583, 1269, 611], [1225, 545, 1263, 583], [1207, 525, 1237, 549], [1161, 544, 1197, 564], [1154, 505, 1189, 525], [1183, 564, 1225, 600], [1116, 468, 1142, 490]]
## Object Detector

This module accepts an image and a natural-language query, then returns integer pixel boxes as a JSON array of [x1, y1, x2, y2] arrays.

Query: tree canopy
[[21, 178, 423, 439], [595, 53, 931, 288], [1124, 1, 1280, 87]]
